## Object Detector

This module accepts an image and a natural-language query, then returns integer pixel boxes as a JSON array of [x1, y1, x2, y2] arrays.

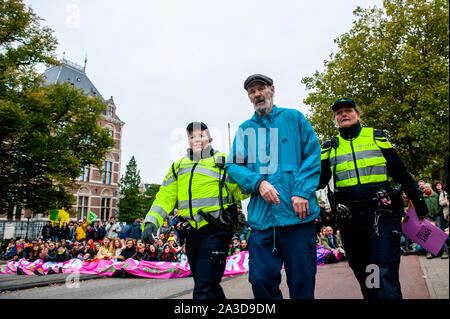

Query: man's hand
[[142, 223, 157, 244], [292, 196, 309, 219], [258, 180, 280, 206]]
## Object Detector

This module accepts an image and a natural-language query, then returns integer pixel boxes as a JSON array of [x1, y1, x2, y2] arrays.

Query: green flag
[[49, 209, 59, 222], [87, 210, 98, 223]]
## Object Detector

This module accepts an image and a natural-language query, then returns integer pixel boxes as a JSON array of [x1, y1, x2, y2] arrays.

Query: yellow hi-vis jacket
[[321, 127, 392, 188], [143, 152, 249, 231]]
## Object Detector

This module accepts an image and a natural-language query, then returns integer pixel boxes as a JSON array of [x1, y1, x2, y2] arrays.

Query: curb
[[0, 273, 103, 293]]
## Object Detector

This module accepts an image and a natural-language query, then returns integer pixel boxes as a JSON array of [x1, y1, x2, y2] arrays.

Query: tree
[[142, 183, 161, 213], [301, 0, 449, 179], [118, 156, 144, 224], [0, 0, 115, 216]]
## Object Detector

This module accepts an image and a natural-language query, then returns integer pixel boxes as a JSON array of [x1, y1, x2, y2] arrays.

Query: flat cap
[[331, 97, 357, 111], [244, 74, 273, 90]]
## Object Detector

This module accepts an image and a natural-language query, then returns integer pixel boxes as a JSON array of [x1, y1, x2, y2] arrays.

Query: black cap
[[331, 98, 357, 111], [244, 74, 273, 90], [186, 122, 208, 134]]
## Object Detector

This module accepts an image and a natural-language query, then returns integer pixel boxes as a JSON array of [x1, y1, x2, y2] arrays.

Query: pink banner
[[0, 247, 339, 278], [402, 206, 448, 256], [0, 251, 250, 278]]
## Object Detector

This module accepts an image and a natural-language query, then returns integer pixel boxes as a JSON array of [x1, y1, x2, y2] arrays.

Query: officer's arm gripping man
[[142, 163, 179, 243]]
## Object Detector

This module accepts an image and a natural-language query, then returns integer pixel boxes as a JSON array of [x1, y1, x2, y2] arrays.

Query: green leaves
[[0, 82, 115, 214], [0, 1, 114, 215], [302, 0, 449, 179]]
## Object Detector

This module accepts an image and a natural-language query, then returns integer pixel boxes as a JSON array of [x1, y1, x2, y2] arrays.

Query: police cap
[[186, 122, 209, 134], [331, 98, 357, 111]]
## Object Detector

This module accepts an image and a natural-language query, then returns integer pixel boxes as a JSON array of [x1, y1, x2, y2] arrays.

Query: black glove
[[413, 197, 428, 219], [142, 223, 157, 244]]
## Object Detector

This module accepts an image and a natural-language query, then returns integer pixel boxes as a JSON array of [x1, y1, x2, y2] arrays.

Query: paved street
[[0, 254, 447, 299]]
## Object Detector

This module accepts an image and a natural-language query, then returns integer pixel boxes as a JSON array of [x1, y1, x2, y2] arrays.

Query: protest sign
[[87, 210, 98, 224], [402, 206, 448, 256]]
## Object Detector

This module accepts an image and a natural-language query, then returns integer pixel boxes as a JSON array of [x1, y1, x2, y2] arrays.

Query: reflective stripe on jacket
[[321, 127, 391, 188], [143, 152, 248, 231]]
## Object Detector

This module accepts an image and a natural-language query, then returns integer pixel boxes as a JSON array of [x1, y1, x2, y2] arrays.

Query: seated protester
[[167, 237, 179, 250], [93, 242, 101, 256], [229, 236, 240, 255], [240, 239, 249, 252], [38, 247, 48, 260], [111, 238, 123, 260], [56, 244, 71, 262], [79, 242, 94, 260], [176, 244, 188, 264], [320, 226, 345, 257], [71, 242, 83, 258], [132, 243, 150, 261], [24, 243, 34, 257], [96, 237, 114, 261], [1, 240, 16, 260], [160, 244, 177, 262], [156, 238, 165, 251], [27, 244, 41, 262], [147, 244, 160, 261], [44, 242, 58, 262], [12, 245, 27, 261], [118, 239, 136, 261]]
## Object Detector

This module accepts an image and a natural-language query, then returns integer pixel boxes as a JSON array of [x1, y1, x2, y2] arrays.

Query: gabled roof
[[43, 59, 104, 101], [43, 59, 124, 125]]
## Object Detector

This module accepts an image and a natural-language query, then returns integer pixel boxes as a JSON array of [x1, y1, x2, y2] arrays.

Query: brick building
[[42, 58, 125, 221]]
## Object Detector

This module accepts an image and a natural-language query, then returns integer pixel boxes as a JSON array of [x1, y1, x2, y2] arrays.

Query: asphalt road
[[0, 255, 445, 299]]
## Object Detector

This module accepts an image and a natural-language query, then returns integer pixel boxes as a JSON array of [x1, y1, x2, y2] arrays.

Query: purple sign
[[402, 206, 448, 256]]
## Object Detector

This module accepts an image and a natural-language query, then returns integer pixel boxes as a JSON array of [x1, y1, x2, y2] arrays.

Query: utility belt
[[176, 204, 238, 238], [334, 187, 402, 237]]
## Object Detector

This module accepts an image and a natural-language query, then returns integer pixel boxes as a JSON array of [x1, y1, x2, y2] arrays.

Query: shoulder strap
[[171, 163, 178, 181]]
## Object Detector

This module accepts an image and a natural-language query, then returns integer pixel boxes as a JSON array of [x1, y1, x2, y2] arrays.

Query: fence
[[0, 220, 47, 241]]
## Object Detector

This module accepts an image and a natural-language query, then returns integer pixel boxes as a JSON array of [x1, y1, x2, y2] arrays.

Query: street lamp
[[25, 209, 31, 241]]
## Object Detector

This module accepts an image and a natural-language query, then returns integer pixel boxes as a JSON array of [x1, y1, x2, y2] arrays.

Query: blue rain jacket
[[226, 105, 321, 231]]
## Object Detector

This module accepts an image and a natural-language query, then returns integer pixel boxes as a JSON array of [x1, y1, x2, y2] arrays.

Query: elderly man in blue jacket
[[226, 74, 321, 299]]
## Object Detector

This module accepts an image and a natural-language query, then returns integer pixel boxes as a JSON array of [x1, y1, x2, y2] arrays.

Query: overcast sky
[[25, 0, 383, 184]]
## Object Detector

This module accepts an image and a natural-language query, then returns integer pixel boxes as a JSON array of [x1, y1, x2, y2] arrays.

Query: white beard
[[253, 97, 272, 115]]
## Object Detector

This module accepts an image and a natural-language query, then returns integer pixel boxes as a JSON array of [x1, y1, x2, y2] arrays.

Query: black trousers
[[338, 207, 403, 299], [185, 224, 232, 299]]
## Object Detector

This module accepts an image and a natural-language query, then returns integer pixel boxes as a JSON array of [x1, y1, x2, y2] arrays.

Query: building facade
[[44, 58, 125, 221]]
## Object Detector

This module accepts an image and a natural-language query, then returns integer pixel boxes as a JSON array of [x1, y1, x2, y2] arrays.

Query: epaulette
[[322, 136, 339, 149], [373, 129, 392, 149], [374, 129, 386, 138]]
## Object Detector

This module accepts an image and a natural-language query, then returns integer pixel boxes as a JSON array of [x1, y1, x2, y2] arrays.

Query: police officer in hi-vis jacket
[[142, 122, 248, 299], [318, 98, 428, 299]]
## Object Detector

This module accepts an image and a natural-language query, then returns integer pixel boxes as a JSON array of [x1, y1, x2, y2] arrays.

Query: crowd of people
[[1, 179, 448, 271], [0, 208, 250, 268]]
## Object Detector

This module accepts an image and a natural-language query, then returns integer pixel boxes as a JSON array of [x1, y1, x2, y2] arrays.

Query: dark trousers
[[248, 222, 317, 299], [339, 208, 403, 299], [185, 224, 232, 299]]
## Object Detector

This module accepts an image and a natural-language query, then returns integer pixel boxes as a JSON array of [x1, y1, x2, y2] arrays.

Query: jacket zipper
[[189, 162, 198, 228], [350, 139, 361, 185]]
